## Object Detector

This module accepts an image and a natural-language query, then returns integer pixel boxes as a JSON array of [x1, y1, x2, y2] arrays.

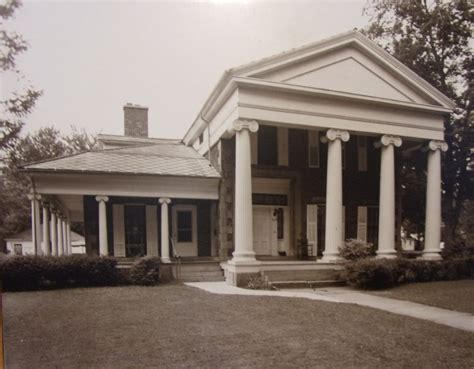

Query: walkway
[[186, 282, 474, 333]]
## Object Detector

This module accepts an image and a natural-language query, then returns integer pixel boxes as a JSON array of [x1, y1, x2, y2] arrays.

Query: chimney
[[123, 103, 148, 138]]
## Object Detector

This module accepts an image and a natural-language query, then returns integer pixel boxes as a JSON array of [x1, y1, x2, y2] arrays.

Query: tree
[[0, 0, 42, 149], [0, 126, 97, 250], [364, 0, 473, 248]]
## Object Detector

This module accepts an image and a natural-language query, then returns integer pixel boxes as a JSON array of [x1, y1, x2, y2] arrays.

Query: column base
[[376, 251, 397, 259], [221, 260, 262, 287], [320, 253, 343, 263], [230, 251, 257, 264], [161, 257, 172, 264], [418, 252, 442, 261]]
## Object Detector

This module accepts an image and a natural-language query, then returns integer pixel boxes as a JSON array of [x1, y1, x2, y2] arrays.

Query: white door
[[172, 205, 198, 257], [253, 207, 273, 255]]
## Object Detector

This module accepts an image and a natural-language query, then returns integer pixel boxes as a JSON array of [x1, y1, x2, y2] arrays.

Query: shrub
[[441, 242, 474, 259], [339, 239, 375, 261], [247, 274, 274, 290], [344, 257, 474, 290], [129, 257, 161, 286], [0, 255, 120, 292]]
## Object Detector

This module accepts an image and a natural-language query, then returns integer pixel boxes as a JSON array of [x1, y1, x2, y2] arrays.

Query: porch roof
[[22, 142, 221, 179]]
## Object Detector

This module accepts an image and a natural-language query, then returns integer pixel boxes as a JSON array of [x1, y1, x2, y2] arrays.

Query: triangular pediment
[[233, 31, 455, 108], [283, 57, 412, 102]]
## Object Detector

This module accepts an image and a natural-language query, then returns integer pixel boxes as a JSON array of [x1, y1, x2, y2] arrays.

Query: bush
[[339, 239, 375, 261], [129, 257, 161, 286], [344, 257, 474, 290], [441, 242, 474, 259], [0, 255, 120, 292]]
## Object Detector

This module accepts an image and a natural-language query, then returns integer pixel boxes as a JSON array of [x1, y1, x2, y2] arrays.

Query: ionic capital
[[428, 140, 448, 152], [95, 196, 109, 203], [326, 129, 350, 142], [159, 197, 171, 205], [380, 135, 402, 147], [232, 120, 259, 133], [27, 192, 42, 201]]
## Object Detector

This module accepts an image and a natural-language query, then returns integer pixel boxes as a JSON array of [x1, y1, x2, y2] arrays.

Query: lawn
[[3, 284, 474, 369], [369, 279, 474, 314]]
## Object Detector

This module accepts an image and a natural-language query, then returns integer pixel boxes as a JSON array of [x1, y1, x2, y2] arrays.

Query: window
[[199, 132, 204, 145], [257, 125, 277, 166], [252, 194, 288, 206], [177, 211, 193, 242], [358, 136, 368, 171], [367, 206, 379, 247], [13, 243, 22, 255], [308, 130, 320, 168]]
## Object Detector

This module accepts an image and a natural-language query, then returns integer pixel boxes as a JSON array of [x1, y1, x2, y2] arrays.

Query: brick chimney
[[123, 103, 148, 138]]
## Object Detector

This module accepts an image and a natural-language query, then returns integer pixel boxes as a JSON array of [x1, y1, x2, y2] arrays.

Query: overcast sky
[[3, 0, 369, 139]]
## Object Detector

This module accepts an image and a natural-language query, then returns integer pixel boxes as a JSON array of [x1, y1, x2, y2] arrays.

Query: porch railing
[[170, 237, 181, 279]]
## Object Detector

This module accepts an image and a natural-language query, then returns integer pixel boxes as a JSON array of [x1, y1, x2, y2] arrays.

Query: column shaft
[[377, 135, 401, 258], [42, 206, 50, 256], [232, 120, 259, 263], [160, 198, 171, 263], [57, 217, 64, 256], [421, 141, 447, 260], [97, 198, 108, 256], [51, 211, 58, 256]]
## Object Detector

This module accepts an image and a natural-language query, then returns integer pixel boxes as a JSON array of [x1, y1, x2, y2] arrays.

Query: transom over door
[[172, 205, 198, 257]]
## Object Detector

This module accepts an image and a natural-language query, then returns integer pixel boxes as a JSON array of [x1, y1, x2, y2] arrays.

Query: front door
[[125, 205, 146, 257], [253, 207, 273, 255], [172, 205, 198, 257]]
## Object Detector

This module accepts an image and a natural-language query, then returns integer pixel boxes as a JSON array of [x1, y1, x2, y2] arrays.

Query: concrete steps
[[262, 268, 345, 289], [176, 260, 224, 282]]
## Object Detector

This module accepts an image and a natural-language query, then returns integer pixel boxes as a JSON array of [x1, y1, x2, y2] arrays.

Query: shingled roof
[[23, 142, 221, 178]]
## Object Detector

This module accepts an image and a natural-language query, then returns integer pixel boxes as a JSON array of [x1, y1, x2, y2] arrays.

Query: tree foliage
[[364, 0, 473, 247], [0, 0, 42, 149], [1, 127, 97, 249]]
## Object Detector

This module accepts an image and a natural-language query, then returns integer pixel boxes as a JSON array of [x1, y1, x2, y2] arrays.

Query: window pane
[[177, 211, 192, 229], [178, 229, 192, 242]]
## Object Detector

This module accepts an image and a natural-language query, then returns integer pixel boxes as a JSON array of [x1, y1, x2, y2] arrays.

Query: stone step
[[181, 269, 224, 276], [179, 264, 223, 272], [179, 275, 225, 282], [271, 280, 346, 289], [263, 269, 342, 282]]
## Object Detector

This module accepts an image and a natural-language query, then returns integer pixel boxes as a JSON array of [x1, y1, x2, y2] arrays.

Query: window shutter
[[358, 136, 368, 171], [250, 131, 258, 165], [306, 204, 318, 256], [308, 130, 320, 168], [146, 205, 159, 256], [277, 127, 289, 166], [113, 204, 126, 257], [357, 206, 368, 241]]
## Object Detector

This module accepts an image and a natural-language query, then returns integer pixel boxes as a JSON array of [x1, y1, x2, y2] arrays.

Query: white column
[[321, 129, 350, 262], [421, 140, 448, 260], [96, 196, 109, 256], [230, 120, 259, 263], [57, 216, 64, 256], [28, 193, 42, 255], [42, 205, 50, 256], [159, 198, 171, 263], [62, 220, 67, 255], [376, 135, 402, 258], [66, 221, 72, 255], [50, 210, 58, 256]]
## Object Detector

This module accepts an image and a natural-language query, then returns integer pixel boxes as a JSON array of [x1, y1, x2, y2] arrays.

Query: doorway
[[172, 205, 198, 257]]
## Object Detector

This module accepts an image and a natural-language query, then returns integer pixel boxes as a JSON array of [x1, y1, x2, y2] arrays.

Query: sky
[[3, 0, 370, 139]]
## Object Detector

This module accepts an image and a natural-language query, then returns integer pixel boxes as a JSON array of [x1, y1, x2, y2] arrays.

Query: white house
[[22, 31, 454, 286], [5, 228, 85, 256]]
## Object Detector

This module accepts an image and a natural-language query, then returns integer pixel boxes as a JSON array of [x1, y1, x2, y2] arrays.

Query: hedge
[[344, 257, 474, 290], [0, 255, 165, 291]]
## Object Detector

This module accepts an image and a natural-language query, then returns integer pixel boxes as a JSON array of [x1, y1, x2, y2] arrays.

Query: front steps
[[175, 259, 225, 282], [262, 268, 345, 289]]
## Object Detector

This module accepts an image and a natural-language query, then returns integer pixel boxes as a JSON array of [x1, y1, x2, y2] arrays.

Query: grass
[[369, 280, 474, 314], [3, 284, 474, 369]]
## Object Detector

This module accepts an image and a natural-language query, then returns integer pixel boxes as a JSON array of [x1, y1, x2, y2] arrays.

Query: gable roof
[[22, 142, 220, 179], [183, 30, 456, 144]]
